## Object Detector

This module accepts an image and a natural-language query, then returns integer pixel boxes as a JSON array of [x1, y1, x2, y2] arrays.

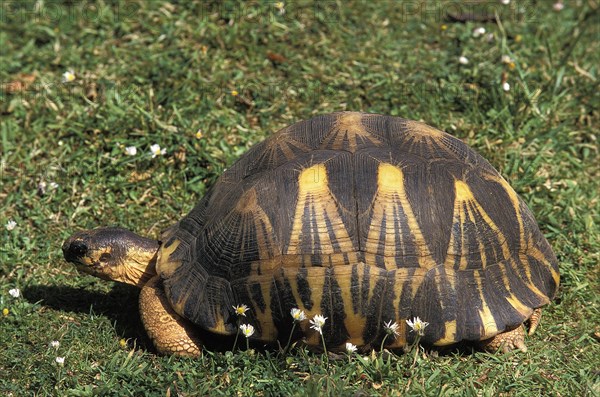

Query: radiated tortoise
[[62, 112, 559, 356]]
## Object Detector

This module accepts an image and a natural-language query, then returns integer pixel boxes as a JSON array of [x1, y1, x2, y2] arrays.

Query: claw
[[514, 338, 528, 353], [528, 308, 543, 336]]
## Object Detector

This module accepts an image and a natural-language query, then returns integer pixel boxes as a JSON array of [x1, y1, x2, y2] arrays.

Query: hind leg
[[479, 308, 545, 353], [480, 325, 528, 353], [139, 276, 203, 357], [527, 308, 543, 336]]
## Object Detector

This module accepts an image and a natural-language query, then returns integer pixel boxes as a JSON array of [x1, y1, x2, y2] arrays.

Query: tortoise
[[62, 112, 559, 356]]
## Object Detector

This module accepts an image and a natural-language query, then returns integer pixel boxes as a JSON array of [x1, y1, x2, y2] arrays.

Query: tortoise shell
[[156, 112, 559, 349]]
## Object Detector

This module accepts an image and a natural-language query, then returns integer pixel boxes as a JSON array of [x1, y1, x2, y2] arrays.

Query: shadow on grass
[[23, 283, 153, 352], [23, 283, 236, 353]]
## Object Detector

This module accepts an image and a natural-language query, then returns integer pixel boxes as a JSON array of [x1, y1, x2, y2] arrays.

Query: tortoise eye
[[99, 253, 112, 262]]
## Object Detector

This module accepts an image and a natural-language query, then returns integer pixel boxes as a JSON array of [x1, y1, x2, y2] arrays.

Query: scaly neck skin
[[114, 247, 158, 287]]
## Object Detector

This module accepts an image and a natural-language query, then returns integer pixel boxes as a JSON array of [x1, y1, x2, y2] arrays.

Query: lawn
[[1, 0, 598, 395]]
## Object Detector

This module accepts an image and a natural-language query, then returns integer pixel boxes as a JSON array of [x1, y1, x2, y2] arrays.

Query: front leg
[[139, 276, 203, 357]]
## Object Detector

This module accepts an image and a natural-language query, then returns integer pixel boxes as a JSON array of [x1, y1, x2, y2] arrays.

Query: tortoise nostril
[[68, 240, 88, 258]]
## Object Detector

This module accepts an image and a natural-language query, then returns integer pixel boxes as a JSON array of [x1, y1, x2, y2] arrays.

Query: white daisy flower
[[384, 320, 400, 337], [149, 144, 166, 158], [125, 146, 137, 156], [345, 342, 357, 354], [406, 317, 429, 336], [473, 27, 486, 38], [240, 324, 255, 338], [309, 314, 327, 335], [8, 288, 20, 298], [6, 220, 17, 231], [290, 308, 307, 322], [233, 304, 249, 317], [50, 340, 60, 349], [62, 70, 76, 83]]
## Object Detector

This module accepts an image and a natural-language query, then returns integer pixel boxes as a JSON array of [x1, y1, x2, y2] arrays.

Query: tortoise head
[[62, 227, 160, 287]]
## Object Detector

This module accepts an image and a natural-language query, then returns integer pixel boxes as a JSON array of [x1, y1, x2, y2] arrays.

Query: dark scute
[[455, 270, 487, 340], [393, 203, 422, 268], [360, 113, 396, 144], [269, 271, 294, 339], [463, 201, 485, 269], [230, 278, 263, 336], [441, 135, 481, 166], [350, 264, 360, 314], [354, 149, 429, 266], [321, 152, 357, 238], [190, 175, 283, 281], [249, 281, 266, 312], [467, 172, 522, 249], [508, 259, 550, 309], [383, 118, 447, 160], [519, 200, 559, 298], [164, 260, 240, 333], [362, 279, 384, 344], [320, 267, 350, 346], [223, 140, 270, 184], [479, 264, 529, 333], [410, 269, 447, 344], [360, 265, 371, 316], [402, 161, 456, 265], [296, 267, 313, 310], [396, 269, 417, 319], [287, 113, 338, 149], [450, 222, 462, 269], [355, 268, 398, 346], [273, 270, 297, 320], [526, 254, 558, 300], [353, 149, 381, 216], [379, 270, 400, 345], [376, 211, 389, 260]]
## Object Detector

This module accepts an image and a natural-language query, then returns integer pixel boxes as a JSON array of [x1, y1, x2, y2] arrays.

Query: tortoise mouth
[[73, 262, 114, 281]]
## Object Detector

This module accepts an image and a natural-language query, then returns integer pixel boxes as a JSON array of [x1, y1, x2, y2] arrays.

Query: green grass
[[1, 0, 599, 395]]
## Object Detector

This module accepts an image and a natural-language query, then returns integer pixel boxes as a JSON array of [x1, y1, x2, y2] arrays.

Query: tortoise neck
[[117, 232, 160, 287]]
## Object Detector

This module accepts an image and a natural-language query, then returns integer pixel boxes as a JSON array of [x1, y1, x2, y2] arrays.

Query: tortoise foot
[[480, 325, 527, 353]]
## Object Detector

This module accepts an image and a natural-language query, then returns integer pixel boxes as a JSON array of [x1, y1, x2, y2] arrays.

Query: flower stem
[[320, 333, 329, 366], [283, 322, 297, 354], [380, 334, 389, 352], [410, 335, 421, 368], [232, 318, 240, 351]]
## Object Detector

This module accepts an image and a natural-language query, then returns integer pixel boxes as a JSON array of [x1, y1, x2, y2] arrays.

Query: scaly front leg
[[139, 276, 203, 357]]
